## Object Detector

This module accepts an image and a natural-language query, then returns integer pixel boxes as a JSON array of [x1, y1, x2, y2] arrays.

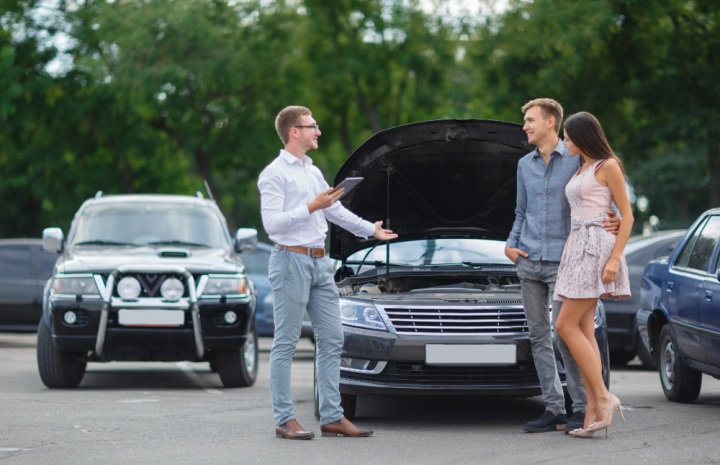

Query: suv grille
[[342, 362, 564, 387], [382, 306, 528, 335]]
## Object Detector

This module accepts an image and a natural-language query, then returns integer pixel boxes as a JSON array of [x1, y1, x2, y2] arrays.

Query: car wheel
[[216, 322, 259, 388], [313, 345, 320, 420], [341, 393, 357, 420], [635, 332, 654, 368], [564, 390, 574, 417], [658, 325, 702, 403], [36, 322, 86, 388], [209, 360, 219, 373], [610, 349, 636, 367]]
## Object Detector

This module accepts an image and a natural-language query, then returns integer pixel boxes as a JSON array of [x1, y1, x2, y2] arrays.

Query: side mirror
[[42, 228, 65, 253], [235, 228, 258, 253]]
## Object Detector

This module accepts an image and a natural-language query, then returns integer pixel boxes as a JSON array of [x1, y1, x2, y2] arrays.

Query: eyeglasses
[[295, 125, 320, 132]]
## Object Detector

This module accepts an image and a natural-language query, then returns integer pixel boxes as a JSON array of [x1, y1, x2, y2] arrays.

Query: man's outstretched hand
[[308, 187, 344, 214], [373, 221, 398, 241], [603, 211, 621, 235]]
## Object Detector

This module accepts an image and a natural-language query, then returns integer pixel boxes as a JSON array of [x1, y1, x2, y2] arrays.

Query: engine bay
[[336, 273, 521, 296]]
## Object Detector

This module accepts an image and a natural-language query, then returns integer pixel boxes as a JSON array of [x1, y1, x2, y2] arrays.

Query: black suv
[[37, 193, 259, 389], [313, 119, 610, 419]]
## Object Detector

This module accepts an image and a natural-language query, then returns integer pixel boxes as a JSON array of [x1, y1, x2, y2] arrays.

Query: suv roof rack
[[196, 191, 204, 199], [95, 191, 103, 198]]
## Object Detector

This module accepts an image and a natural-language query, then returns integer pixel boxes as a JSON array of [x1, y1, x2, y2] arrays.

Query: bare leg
[[578, 310, 599, 428], [555, 298, 611, 425]]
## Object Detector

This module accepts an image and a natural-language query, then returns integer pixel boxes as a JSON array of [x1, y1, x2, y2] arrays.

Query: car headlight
[[339, 299, 387, 331], [160, 277, 184, 301], [117, 277, 141, 300], [205, 276, 247, 296], [52, 277, 99, 295]]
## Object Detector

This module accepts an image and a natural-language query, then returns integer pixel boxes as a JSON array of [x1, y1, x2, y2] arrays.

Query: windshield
[[71, 202, 230, 248], [346, 239, 512, 274]]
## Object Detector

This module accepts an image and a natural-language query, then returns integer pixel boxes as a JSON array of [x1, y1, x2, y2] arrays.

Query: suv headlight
[[205, 276, 247, 296], [339, 299, 387, 331], [52, 277, 99, 295]]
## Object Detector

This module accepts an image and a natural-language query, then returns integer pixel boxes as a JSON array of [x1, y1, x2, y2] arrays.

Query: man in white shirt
[[258, 106, 397, 440]]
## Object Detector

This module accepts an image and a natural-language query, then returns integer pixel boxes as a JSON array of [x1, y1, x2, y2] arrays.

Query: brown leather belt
[[275, 244, 325, 257]]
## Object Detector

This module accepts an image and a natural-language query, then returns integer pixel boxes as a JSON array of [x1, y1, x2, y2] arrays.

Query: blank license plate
[[118, 309, 184, 327], [425, 344, 517, 366]]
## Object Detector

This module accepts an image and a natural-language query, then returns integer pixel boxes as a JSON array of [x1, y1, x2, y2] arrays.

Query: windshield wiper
[[344, 260, 409, 267], [146, 240, 211, 248], [462, 262, 515, 267], [73, 240, 137, 247]]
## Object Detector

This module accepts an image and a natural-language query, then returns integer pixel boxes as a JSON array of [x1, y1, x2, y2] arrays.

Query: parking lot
[[2, 334, 720, 464]]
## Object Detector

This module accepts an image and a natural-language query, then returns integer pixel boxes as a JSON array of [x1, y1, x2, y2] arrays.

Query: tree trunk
[[709, 126, 720, 208]]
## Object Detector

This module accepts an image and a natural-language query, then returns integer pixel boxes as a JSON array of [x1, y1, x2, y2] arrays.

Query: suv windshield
[[71, 202, 230, 248], [346, 239, 512, 273]]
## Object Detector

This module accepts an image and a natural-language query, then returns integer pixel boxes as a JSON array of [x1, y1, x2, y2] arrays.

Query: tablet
[[333, 177, 364, 199]]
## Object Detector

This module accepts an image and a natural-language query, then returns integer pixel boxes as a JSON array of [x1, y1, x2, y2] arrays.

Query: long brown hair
[[564, 112, 624, 172]]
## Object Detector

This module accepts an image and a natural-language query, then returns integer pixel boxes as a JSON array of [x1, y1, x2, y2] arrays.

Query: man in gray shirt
[[505, 98, 620, 433]]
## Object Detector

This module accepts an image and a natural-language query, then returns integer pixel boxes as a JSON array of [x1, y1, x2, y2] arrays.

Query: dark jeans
[[515, 256, 587, 414]]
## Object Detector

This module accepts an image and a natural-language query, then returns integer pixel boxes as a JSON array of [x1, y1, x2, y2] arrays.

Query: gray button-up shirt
[[506, 139, 581, 262]]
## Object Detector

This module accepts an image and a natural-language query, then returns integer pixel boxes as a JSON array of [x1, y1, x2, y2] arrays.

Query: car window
[[686, 216, 720, 272], [674, 218, 708, 269], [240, 250, 270, 275], [71, 203, 230, 248], [0, 246, 33, 278], [40, 250, 59, 278]]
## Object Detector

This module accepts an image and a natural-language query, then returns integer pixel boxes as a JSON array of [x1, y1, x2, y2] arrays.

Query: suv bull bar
[[94, 265, 204, 359]]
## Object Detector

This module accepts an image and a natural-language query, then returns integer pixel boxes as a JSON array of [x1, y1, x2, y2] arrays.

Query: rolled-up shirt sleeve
[[317, 178, 376, 239], [258, 169, 311, 236]]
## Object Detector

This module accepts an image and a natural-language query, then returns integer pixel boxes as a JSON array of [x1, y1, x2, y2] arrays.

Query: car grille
[[342, 362, 565, 387], [381, 306, 529, 335]]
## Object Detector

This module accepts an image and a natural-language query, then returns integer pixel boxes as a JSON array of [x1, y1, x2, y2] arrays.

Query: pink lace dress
[[553, 159, 631, 301]]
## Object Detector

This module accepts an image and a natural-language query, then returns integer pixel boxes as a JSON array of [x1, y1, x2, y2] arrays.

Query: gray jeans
[[515, 257, 586, 415], [268, 248, 345, 426]]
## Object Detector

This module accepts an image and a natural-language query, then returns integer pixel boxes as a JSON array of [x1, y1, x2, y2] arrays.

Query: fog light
[[340, 357, 370, 370], [117, 277, 141, 300], [63, 311, 77, 325], [224, 311, 237, 324], [160, 277, 184, 301]]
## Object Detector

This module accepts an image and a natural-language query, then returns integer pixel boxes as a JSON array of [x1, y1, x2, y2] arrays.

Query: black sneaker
[[564, 411, 586, 434], [523, 410, 568, 433]]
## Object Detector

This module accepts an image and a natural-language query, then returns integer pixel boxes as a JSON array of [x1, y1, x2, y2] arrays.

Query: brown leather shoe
[[276, 419, 315, 440], [320, 417, 373, 437]]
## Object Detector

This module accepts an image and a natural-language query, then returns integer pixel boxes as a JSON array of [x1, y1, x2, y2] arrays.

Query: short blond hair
[[521, 98, 564, 133], [275, 106, 312, 145]]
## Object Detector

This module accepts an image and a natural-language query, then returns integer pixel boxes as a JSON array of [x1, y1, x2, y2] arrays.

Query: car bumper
[[338, 321, 610, 396], [49, 296, 253, 361], [339, 326, 555, 397]]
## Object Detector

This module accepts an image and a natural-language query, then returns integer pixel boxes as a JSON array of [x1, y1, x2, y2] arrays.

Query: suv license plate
[[118, 309, 184, 327], [425, 344, 517, 366]]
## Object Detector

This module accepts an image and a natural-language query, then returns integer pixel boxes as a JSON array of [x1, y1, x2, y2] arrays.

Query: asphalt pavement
[[2, 333, 720, 465]]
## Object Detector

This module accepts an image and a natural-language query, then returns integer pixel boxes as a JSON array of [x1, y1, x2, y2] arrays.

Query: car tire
[[658, 325, 702, 403], [313, 345, 320, 420], [209, 361, 219, 373], [635, 332, 654, 368], [36, 322, 86, 388], [215, 322, 258, 388], [610, 349, 636, 367], [341, 393, 357, 420]]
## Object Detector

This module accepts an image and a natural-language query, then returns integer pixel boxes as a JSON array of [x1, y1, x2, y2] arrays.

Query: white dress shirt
[[258, 149, 376, 248]]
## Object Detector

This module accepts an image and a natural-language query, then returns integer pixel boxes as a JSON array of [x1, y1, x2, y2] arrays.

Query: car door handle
[[705, 290, 713, 302], [666, 282, 674, 293]]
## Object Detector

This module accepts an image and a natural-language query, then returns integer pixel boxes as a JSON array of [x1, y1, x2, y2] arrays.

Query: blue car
[[638, 209, 720, 402], [239, 242, 274, 337]]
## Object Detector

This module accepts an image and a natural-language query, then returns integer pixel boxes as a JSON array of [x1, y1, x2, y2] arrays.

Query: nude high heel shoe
[[586, 395, 625, 436], [568, 428, 595, 438]]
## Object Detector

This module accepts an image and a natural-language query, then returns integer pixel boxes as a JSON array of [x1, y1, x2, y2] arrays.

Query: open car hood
[[330, 119, 533, 261]]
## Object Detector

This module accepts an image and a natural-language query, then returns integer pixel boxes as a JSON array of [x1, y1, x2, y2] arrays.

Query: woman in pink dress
[[553, 112, 633, 438]]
